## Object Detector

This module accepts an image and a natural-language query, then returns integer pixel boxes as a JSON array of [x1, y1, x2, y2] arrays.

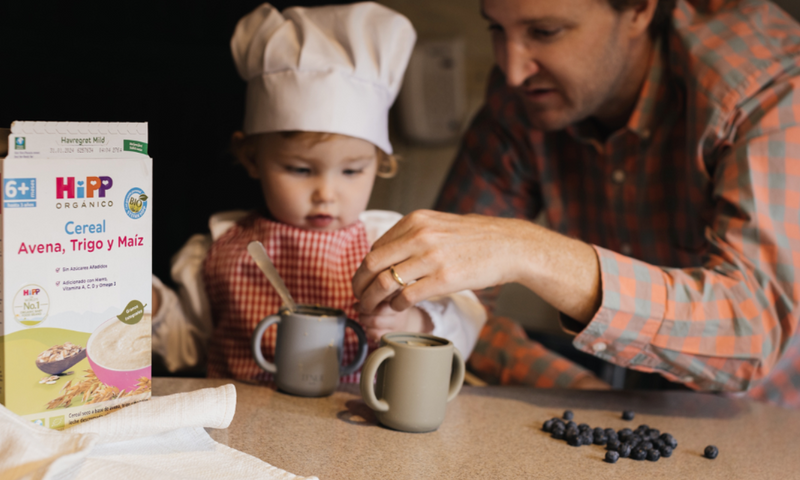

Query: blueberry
[[605, 451, 620, 464], [565, 428, 579, 440], [704, 445, 718, 459], [660, 446, 673, 458], [594, 434, 608, 446], [647, 449, 661, 462], [660, 433, 678, 449], [622, 410, 635, 420], [618, 428, 633, 441], [628, 435, 642, 446], [568, 436, 583, 447], [593, 427, 604, 435], [653, 439, 666, 450], [647, 429, 660, 440], [607, 439, 621, 451], [563, 410, 574, 421], [637, 424, 650, 432], [566, 421, 577, 430], [578, 423, 590, 432], [582, 433, 594, 445], [640, 441, 653, 451], [551, 428, 565, 440], [543, 419, 554, 432], [632, 448, 647, 461], [617, 444, 632, 458], [604, 428, 616, 437]]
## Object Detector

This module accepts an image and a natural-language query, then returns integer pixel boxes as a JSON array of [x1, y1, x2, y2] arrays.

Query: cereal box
[[0, 121, 152, 429]]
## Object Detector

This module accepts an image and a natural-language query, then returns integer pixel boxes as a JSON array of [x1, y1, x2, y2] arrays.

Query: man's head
[[482, 0, 675, 131]]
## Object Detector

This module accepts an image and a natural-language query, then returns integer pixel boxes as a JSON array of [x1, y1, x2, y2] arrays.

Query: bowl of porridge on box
[[86, 314, 151, 392]]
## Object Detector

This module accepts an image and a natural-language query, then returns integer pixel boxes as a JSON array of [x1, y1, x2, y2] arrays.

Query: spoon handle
[[247, 241, 298, 313]]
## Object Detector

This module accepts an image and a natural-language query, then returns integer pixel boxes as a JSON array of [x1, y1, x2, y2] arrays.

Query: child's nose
[[312, 181, 335, 204]]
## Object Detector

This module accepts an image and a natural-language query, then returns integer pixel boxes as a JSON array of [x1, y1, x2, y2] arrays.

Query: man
[[353, 0, 800, 407]]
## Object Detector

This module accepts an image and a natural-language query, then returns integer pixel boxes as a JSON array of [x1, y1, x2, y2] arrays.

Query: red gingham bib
[[203, 213, 370, 383]]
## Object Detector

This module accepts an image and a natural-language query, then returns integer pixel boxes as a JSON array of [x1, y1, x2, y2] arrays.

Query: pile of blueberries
[[542, 410, 719, 463]]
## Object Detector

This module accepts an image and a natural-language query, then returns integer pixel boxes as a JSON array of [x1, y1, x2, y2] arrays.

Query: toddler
[[151, 2, 486, 382]]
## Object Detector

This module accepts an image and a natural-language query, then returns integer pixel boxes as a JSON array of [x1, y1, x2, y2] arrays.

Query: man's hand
[[352, 209, 602, 324], [353, 210, 530, 314], [358, 302, 433, 344]]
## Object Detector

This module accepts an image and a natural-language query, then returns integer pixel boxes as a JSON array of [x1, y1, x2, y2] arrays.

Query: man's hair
[[607, 0, 678, 37]]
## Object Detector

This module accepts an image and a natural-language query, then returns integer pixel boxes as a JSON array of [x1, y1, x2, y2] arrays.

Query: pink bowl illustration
[[86, 316, 151, 393]]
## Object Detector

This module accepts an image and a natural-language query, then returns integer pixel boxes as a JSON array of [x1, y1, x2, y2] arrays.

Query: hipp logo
[[56, 177, 113, 199], [23, 288, 41, 296]]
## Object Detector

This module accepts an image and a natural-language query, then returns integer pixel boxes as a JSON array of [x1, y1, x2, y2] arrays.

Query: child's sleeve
[[152, 234, 213, 373], [360, 210, 488, 358], [416, 293, 487, 359]]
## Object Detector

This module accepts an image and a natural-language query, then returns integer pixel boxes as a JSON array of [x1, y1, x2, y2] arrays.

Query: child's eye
[[285, 166, 311, 175], [343, 168, 364, 176]]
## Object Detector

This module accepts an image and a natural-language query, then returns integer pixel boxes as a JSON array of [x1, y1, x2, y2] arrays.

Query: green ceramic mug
[[359, 332, 465, 433]]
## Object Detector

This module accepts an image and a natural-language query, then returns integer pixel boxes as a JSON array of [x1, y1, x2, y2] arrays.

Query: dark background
[[0, 1, 348, 285]]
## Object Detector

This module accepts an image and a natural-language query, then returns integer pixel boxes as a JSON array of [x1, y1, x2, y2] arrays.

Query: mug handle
[[447, 347, 466, 402], [251, 315, 281, 374], [340, 319, 369, 376], [359, 345, 394, 413]]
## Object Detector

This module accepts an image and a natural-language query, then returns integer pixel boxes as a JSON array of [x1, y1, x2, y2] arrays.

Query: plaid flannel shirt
[[436, 0, 800, 407]]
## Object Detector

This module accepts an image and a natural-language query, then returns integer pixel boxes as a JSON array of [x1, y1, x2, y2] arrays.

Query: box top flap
[[8, 122, 149, 159]]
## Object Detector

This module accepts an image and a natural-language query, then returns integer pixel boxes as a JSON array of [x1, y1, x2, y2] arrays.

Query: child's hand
[[358, 302, 433, 344]]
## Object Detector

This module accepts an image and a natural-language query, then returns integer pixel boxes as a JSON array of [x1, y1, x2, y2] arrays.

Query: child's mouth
[[307, 215, 334, 228]]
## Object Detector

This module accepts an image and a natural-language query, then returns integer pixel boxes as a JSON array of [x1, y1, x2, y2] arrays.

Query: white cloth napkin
[[0, 384, 318, 480]]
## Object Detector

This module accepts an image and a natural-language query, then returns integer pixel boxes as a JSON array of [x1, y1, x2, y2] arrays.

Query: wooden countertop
[[153, 377, 799, 479]]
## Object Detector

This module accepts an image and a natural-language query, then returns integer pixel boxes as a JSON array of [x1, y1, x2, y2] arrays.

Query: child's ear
[[231, 131, 260, 180]]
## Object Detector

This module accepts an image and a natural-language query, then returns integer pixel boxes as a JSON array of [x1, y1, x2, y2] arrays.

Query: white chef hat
[[231, 2, 416, 154]]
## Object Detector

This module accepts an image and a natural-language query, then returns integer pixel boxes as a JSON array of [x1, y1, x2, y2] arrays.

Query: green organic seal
[[117, 300, 146, 325]]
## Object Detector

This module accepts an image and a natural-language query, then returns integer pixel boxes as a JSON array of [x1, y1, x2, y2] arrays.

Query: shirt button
[[612, 169, 626, 183], [592, 342, 607, 353], [620, 243, 632, 255]]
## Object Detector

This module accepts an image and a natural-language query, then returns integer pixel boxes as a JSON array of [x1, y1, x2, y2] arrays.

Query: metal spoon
[[247, 241, 298, 313]]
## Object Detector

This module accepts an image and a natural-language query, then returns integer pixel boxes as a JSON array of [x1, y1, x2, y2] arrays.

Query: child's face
[[243, 133, 378, 231]]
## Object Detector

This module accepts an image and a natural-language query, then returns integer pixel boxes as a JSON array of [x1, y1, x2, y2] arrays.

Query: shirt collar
[[625, 36, 666, 140]]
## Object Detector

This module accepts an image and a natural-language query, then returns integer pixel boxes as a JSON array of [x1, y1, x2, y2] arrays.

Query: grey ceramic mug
[[252, 305, 368, 397], [360, 332, 465, 433]]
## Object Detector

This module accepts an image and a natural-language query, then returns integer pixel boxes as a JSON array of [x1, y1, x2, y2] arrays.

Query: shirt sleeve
[[569, 83, 800, 392], [151, 233, 213, 373], [416, 292, 486, 359]]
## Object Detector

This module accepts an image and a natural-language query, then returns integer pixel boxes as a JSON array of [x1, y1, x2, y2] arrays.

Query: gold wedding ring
[[389, 265, 406, 287]]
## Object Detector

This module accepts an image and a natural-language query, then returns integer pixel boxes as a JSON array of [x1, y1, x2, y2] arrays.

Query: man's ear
[[231, 131, 260, 180], [626, 0, 658, 39]]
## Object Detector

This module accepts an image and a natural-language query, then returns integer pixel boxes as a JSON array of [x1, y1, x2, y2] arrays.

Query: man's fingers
[[353, 239, 412, 299], [352, 210, 441, 298], [388, 276, 455, 312], [356, 257, 434, 313]]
